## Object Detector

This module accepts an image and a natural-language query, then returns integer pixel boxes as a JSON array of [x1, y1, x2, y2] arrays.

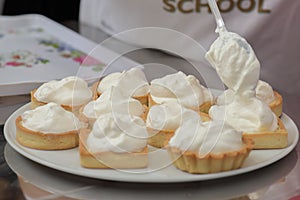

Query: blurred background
[[0, 1, 81, 199], [0, 0, 80, 29]]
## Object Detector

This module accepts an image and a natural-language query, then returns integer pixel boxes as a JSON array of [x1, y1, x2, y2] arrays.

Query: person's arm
[[0, 0, 4, 14], [2, 0, 80, 23]]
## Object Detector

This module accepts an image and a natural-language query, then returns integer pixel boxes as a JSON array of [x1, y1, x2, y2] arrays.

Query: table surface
[[0, 20, 300, 200]]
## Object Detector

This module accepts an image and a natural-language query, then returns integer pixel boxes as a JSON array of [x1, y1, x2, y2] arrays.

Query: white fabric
[[80, 0, 300, 94]]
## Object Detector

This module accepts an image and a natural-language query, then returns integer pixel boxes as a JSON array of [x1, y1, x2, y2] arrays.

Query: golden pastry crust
[[77, 107, 96, 129], [148, 94, 213, 114], [242, 118, 288, 149], [30, 89, 47, 109], [269, 91, 283, 118], [91, 81, 100, 100], [147, 112, 211, 148], [15, 116, 79, 150], [147, 128, 174, 148], [92, 81, 149, 106], [167, 139, 253, 174], [133, 94, 148, 106], [79, 129, 148, 169], [199, 101, 214, 114], [31, 89, 83, 116]]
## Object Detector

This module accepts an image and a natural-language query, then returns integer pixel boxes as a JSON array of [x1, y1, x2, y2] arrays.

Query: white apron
[[80, 0, 300, 94]]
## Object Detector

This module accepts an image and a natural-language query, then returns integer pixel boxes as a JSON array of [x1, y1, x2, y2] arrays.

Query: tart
[[242, 118, 288, 149], [210, 94, 287, 149], [148, 94, 213, 114], [167, 139, 252, 174], [15, 103, 83, 150], [31, 76, 92, 116], [79, 86, 147, 128], [93, 80, 147, 103], [167, 120, 252, 174], [147, 104, 210, 148], [79, 129, 148, 169], [149, 71, 214, 113], [269, 91, 282, 118], [217, 81, 283, 117], [93, 67, 149, 105], [79, 113, 148, 169], [255, 80, 283, 117], [16, 116, 79, 150], [31, 89, 82, 114]]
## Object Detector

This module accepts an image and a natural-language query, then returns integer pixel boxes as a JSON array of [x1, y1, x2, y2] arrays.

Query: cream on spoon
[[206, 0, 260, 93]]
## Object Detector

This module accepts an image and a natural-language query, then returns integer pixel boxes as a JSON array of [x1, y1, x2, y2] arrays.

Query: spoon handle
[[208, 0, 227, 33]]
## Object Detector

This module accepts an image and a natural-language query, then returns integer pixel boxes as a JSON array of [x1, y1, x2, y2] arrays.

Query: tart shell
[[242, 118, 288, 149], [79, 129, 148, 169], [15, 116, 79, 150], [167, 139, 253, 174]]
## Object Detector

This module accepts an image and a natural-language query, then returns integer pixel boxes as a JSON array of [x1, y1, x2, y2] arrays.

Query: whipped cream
[[169, 118, 244, 155], [83, 86, 145, 118], [97, 67, 149, 97], [209, 92, 278, 133], [34, 76, 92, 106], [117, 67, 149, 97], [217, 80, 276, 105], [86, 113, 148, 153], [255, 80, 276, 104], [21, 102, 83, 133], [206, 31, 278, 132], [205, 32, 260, 92], [146, 100, 200, 130], [150, 71, 212, 110], [97, 72, 124, 94], [216, 89, 235, 105]]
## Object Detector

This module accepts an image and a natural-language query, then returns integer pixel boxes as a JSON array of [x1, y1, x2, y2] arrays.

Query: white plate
[[4, 103, 299, 183], [0, 14, 139, 96]]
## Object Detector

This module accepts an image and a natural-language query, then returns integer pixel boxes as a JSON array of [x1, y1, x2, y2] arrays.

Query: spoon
[[207, 0, 251, 52], [207, 0, 227, 34]]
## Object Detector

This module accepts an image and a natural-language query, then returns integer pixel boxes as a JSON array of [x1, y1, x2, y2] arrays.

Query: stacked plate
[[0, 95, 30, 125]]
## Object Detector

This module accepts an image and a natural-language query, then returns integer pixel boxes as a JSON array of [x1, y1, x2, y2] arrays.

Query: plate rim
[[4, 103, 299, 183]]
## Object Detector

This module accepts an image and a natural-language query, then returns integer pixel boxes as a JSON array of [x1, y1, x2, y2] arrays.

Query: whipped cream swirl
[[83, 86, 145, 119], [216, 89, 235, 105], [34, 76, 92, 106], [97, 72, 124, 94], [86, 113, 148, 153], [255, 80, 276, 104], [217, 80, 276, 106], [169, 116, 244, 155], [210, 92, 278, 133], [97, 67, 149, 97], [21, 102, 83, 133], [150, 71, 212, 110], [146, 100, 200, 130]]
